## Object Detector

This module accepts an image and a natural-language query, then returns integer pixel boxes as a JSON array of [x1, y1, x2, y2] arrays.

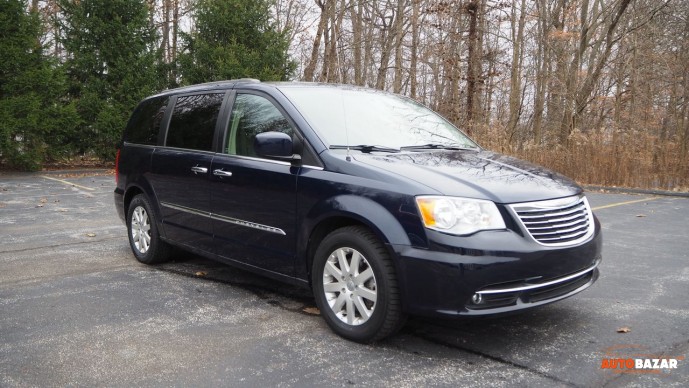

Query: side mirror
[[254, 132, 301, 163]]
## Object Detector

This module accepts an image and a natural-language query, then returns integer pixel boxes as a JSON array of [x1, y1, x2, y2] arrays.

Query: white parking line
[[592, 196, 663, 211], [40, 175, 96, 193]]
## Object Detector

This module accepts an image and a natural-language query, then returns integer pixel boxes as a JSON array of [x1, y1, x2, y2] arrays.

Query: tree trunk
[[532, 0, 549, 144], [362, 2, 374, 86], [465, 0, 482, 131], [409, 0, 419, 98], [559, 0, 590, 141], [162, 0, 171, 62], [303, 0, 327, 82], [445, 7, 462, 126], [350, 0, 363, 85], [572, 0, 632, 130], [546, 0, 567, 144], [325, 0, 338, 83], [679, 14, 689, 158], [507, 0, 527, 136], [171, 0, 178, 84], [392, 0, 406, 94], [375, 4, 395, 90]]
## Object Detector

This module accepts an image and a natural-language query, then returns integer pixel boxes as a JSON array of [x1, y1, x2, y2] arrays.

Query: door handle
[[191, 166, 208, 174], [213, 169, 233, 177]]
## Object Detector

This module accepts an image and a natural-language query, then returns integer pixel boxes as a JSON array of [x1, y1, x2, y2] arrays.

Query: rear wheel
[[312, 226, 405, 343], [127, 194, 171, 264]]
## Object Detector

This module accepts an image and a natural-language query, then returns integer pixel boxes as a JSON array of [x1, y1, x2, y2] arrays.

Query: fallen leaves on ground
[[302, 307, 320, 315], [195, 271, 207, 277], [617, 327, 631, 333]]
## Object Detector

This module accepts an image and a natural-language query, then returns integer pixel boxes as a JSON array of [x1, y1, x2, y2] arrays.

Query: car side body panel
[[148, 148, 215, 251], [210, 155, 298, 277]]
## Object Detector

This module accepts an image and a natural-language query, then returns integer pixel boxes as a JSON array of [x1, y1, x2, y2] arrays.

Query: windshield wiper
[[329, 145, 400, 153], [400, 143, 478, 151]]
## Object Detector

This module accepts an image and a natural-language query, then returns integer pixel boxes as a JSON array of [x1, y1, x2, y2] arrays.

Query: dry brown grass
[[475, 127, 689, 192]]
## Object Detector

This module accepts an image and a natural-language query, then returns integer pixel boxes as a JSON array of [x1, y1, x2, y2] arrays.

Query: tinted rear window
[[166, 93, 224, 151], [124, 96, 169, 145]]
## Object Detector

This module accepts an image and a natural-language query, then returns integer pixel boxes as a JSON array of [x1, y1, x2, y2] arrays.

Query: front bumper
[[392, 217, 602, 317]]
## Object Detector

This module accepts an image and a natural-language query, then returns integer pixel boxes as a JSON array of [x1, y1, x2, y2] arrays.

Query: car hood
[[352, 150, 581, 204]]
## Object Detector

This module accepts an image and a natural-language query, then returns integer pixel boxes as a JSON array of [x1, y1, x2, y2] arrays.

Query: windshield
[[279, 86, 478, 150]]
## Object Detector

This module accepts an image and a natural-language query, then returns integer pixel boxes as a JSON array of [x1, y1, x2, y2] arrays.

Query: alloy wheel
[[322, 247, 378, 325], [130, 205, 151, 254]]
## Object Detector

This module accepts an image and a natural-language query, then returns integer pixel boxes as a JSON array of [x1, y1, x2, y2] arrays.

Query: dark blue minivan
[[114, 80, 602, 342]]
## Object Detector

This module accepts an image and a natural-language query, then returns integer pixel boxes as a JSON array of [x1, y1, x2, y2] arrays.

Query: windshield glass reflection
[[280, 86, 477, 150]]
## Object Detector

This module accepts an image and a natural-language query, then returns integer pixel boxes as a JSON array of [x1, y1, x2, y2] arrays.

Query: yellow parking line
[[40, 175, 95, 191], [592, 197, 662, 211]]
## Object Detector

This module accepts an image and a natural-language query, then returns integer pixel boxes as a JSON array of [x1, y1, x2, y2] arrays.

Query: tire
[[312, 226, 405, 343], [127, 194, 171, 264]]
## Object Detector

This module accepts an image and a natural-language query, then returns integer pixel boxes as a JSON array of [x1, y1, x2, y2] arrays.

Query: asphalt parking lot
[[1, 171, 687, 387]]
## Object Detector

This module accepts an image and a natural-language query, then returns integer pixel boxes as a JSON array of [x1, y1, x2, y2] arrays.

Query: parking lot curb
[[584, 185, 689, 198]]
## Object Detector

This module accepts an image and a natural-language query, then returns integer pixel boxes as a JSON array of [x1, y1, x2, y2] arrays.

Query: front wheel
[[312, 226, 405, 343], [127, 194, 171, 264]]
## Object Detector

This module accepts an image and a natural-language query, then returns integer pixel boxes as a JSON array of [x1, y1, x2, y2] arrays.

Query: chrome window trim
[[215, 152, 324, 170], [160, 202, 286, 235], [122, 142, 157, 150], [220, 153, 292, 166], [477, 259, 600, 295], [155, 146, 217, 156], [137, 145, 323, 171]]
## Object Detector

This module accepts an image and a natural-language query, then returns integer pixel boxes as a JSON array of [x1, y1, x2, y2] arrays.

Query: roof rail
[[151, 78, 263, 97]]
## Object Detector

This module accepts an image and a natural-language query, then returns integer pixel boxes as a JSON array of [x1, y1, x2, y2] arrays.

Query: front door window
[[226, 93, 294, 157]]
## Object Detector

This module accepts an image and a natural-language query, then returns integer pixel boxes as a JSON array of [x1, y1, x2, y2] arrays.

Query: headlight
[[416, 196, 506, 235]]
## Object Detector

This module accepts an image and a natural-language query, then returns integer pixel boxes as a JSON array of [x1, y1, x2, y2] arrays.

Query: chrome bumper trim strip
[[477, 260, 600, 295]]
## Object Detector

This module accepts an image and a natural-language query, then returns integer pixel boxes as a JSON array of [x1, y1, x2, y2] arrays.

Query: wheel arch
[[299, 195, 411, 285], [123, 180, 166, 238], [123, 186, 143, 216]]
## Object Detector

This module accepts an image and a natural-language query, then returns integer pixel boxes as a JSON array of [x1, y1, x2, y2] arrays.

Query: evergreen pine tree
[[59, 0, 163, 159], [178, 0, 295, 84], [0, 0, 78, 170]]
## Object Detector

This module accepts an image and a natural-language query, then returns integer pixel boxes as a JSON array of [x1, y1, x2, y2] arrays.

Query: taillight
[[115, 148, 121, 185]]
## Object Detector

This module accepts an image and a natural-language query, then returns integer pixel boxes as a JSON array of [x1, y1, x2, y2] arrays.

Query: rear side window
[[166, 93, 224, 151], [124, 96, 169, 145]]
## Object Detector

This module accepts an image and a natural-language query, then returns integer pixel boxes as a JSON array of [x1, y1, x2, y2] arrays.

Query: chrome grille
[[509, 195, 594, 246]]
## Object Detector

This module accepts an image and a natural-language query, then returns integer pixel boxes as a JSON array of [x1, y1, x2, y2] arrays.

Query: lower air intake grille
[[509, 195, 594, 246]]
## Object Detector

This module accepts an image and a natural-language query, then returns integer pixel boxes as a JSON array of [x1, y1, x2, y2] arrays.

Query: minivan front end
[[296, 147, 602, 322], [392, 194, 601, 317]]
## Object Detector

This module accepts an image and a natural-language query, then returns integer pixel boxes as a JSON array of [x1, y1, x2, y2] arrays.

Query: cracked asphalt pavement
[[1, 171, 688, 387]]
